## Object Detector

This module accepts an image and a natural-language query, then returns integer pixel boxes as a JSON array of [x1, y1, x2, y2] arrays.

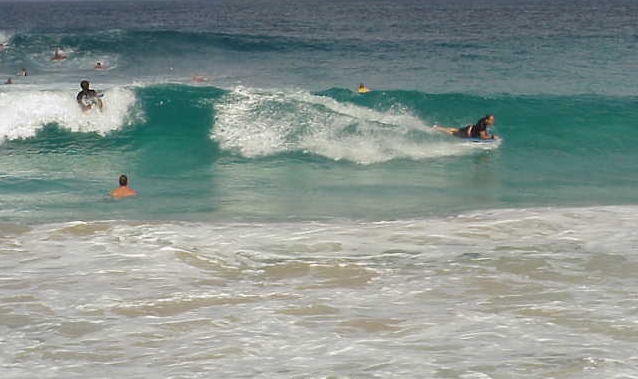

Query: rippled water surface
[[2, 206, 637, 378]]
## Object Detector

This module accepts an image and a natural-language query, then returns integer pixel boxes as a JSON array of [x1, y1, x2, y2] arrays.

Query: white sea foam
[[0, 86, 137, 141], [1, 205, 637, 378], [212, 87, 497, 164], [0, 30, 12, 45]]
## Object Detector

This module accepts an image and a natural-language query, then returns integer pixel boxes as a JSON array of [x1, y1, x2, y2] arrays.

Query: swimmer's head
[[119, 174, 128, 186], [80, 80, 89, 90]]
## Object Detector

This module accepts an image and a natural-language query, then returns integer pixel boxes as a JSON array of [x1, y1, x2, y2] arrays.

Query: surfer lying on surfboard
[[76, 80, 104, 112], [434, 114, 498, 140], [357, 83, 371, 94]]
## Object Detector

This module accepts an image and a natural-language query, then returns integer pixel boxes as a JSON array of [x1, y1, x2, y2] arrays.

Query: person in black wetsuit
[[434, 114, 498, 140], [76, 80, 103, 112]]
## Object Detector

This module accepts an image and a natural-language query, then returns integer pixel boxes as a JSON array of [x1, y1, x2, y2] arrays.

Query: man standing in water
[[110, 174, 137, 198], [76, 80, 103, 112]]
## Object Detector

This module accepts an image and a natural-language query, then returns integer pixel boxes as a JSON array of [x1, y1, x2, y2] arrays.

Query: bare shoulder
[[110, 187, 137, 198]]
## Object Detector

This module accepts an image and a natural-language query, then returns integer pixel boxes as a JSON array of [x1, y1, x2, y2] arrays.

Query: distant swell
[[3, 30, 348, 59]]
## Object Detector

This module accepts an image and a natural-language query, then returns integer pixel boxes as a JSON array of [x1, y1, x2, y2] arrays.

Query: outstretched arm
[[478, 130, 497, 140]]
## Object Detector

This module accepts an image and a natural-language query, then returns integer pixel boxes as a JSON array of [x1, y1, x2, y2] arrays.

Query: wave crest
[[0, 87, 138, 141], [212, 87, 492, 164]]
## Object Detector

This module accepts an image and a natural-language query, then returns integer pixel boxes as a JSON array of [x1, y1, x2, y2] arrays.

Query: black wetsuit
[[77, 89, 98, 105], [453, 116, 491, 138]]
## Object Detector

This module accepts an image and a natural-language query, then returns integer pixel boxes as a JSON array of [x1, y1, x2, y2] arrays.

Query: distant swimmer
[[4, 77, 12, 85], [76, 80, 104, 112], [94, 61, 106, 70], [434, 114, 499, 140], [51, 48, 67, 61], [110, 174, 137, 199], [17, 68, 28, 76], [357, 83, 371, 94], [191, 74, 209, 83]]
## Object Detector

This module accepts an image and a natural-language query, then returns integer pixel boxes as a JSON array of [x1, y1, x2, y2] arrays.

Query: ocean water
[[1, 0, 638, 377]]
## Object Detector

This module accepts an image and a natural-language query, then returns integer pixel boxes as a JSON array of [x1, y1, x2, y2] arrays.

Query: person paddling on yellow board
[[357, 83, 371, 94]]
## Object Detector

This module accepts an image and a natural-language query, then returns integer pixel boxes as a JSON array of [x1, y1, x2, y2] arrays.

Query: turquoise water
[[1, 85, 637, 223], [1, 1, 638, 378]]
